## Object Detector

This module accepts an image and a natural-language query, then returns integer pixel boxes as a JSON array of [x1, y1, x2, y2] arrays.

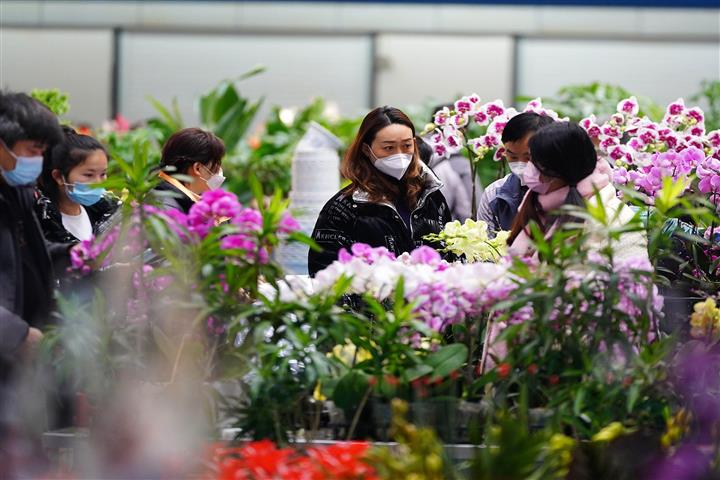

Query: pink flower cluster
[[69, 209, 147, 275], [315, 243, 517, 333], [69, 225, 120, 275], [71, 190, 302, 274], [428, 96, 565, 162], [697, 155, 720, 205], [131, 264, 173, 292], [338, 242, 396, 265], [313, 243, 662, 344], [613, 147, 704, 199], [582, 96, 720, 205]]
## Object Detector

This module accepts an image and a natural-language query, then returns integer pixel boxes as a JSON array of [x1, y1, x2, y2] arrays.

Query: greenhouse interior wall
[[1, 1, 718, 127]]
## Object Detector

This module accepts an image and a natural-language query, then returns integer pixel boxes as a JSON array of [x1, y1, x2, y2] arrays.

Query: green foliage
[[692, 79, 720, 131], [470, 411, 568, 480], [518, 82, 663, 122], [100, 128, 162, 207], [227, 277, 362, 442], [30, 88, 70, 117], [97, 126, 162, 193], [367, 399, 449, 480], [147, 65, 265, 151], [40, 291, 143, 402]]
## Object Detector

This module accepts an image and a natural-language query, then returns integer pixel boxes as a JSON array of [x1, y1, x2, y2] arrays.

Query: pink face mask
[[522, 162, 552, 194]]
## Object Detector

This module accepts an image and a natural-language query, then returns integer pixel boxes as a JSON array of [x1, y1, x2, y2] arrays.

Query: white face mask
[[366, 146, 413, 180], [508, 161, 527, 184], [202, 165, 225, 190]]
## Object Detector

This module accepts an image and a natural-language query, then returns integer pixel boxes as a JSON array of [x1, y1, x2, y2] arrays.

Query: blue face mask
[[0, 143, 44, 186], [65, 181, 106, 206]]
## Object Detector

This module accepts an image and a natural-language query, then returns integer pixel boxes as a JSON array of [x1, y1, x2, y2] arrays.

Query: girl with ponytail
[[35, 126, 119, 243], [507, 121, 647, 263]]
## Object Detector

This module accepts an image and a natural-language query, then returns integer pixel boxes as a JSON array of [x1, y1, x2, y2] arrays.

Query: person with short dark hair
[[35, 126, 119, 244], [154, 127, 226, 213], [308, 106, 452, 276], [477, 112, 555, 235], [0, 91, 65, 361]]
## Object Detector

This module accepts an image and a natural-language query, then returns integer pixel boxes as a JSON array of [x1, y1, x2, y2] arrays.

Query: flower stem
[[478, 314, 495, 376], [346, 384, 373, 440]]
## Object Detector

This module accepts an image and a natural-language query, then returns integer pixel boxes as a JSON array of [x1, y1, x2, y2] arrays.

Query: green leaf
[[573, 388, 586, 416], [402, 364, 433, 383], [425, 343, 468, 379], [627, 384, 640, 413], [146, 95, 183, 131], [332, 370, 369, 411], [236, 64, 266, 81], [654, 176, 690, 215]]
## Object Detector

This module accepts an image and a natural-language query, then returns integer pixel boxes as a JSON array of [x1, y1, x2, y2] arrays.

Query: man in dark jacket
[[0, 92, 67, 359], [0, 92, 66, 449]]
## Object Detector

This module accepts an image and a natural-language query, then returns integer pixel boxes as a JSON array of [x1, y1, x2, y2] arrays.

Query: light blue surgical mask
[[0, 141, 43, 186], [64, 179, 106, 206]]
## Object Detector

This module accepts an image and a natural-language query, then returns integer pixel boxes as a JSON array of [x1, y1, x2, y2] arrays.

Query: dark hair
[[39, 126, 107, 202], [160, 128, 225, 175], [501, 112, 555, 144], [0, 91, 63, 148], [416, 135, 433, 165], [342, 106, 424, 205], [508, 122, 598, 244]]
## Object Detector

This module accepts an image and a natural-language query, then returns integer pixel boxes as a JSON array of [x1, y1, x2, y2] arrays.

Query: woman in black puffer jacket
[[308, 106, 451, 276]]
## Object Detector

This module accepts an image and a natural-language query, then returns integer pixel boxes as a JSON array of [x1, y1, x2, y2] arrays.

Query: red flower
[[215, 440, 294, 480], [527, 364, 539, 375], [383, 375, 399, 387], [549, 374, 560, 385], [449, 370, 460, 380], [497, 363, 512, 379], [307, 442, 378, 479], [114, 113, 130, 132], [212, 440, 378, 480]]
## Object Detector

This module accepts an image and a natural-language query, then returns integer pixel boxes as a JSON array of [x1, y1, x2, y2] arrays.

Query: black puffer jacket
[[308, 168, 452, 276], [34, 190, 120, 244], [0, 183, 71, 358]]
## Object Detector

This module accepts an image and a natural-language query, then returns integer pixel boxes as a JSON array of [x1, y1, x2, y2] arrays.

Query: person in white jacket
[[507, 121, 647, 264], [417, 136, 472, 221]]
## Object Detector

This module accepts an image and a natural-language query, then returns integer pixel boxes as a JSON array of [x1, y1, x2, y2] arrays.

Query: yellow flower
[[690, 298, 720, 339], [331, 341, 372, 366], [549, 433, 575, 452], [548, 433, 575, 472], [313, 382, 326, 401], [661, 409, 692, 449], [591, 422, 627, 442]]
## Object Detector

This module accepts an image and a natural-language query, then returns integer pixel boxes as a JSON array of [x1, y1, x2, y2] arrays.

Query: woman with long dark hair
[[507, 121, 647, 262], [308, 106, 452, 276]]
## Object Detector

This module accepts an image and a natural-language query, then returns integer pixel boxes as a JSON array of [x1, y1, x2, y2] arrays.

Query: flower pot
[[659, 284, 704, 335]]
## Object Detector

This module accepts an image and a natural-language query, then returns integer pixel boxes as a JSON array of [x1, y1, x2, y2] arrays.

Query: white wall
[[118, 32, 372, 125], [517, 38, 720, 107], [375, 34, 514, 107], [1, 2, 718, 126], [0, 28, 113, 125]]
